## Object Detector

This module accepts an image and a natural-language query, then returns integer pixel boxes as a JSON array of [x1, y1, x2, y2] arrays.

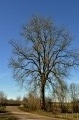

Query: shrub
[[0, 105, 6, 113]]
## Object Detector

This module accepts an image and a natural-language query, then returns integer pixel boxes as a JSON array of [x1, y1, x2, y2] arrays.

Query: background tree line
[[22, 82, 79, 113], [0, 82, 79, 113]]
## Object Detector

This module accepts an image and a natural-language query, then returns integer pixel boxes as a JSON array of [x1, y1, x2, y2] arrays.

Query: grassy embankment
[[19, 106, 79, 120]]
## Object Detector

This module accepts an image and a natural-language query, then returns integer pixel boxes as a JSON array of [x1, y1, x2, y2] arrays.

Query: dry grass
[[19, 106, 79, 120], [0, 116, 18, 120], [0, 113, 18, 120]]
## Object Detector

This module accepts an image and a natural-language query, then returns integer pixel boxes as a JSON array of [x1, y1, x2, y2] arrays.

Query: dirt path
[[6, 106, 65, 120], [6, 106, 22, 112]]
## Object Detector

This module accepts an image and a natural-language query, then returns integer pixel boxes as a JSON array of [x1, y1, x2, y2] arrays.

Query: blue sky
[[0, 0, 79, 99]]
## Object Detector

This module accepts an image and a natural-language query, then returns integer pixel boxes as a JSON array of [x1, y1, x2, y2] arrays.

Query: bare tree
[[53, 81, 68, 112], [9, 15, 79, 110], [16, 96, 21, 105], [70, 83, 79, 112], [70, 83, 79, 101], [0, 91, 6, 105]]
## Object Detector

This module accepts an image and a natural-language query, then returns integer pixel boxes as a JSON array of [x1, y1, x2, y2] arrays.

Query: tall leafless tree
[[70, 83, 79, 112], [53, 81, 68, 112], [9, 16, 79, 110], [0, 91, 6, 105]]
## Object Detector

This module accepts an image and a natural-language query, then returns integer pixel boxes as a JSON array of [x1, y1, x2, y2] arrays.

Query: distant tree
[[0, 91, 6, 105], [70, 83, 79, 101], [16, 96, 21, 105], [70, 83, 79, 112], [54, 81, 68, 102], [22, 96, 28, 106], [9, 15, 79, 110], [53, 81, 68, 112]]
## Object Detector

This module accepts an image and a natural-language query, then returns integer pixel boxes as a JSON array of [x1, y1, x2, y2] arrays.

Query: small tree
[[0, 91, 6, 105], [27, 91, 40, 111], [16, 96, 21, 105], [70, 83, 79, 112], [22, 96, 28, 107], [53, 81, 68, 112], [9, 15, 79, 110]]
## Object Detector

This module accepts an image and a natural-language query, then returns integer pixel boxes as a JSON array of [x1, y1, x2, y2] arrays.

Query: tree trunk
[[40, 84, 46, 110]]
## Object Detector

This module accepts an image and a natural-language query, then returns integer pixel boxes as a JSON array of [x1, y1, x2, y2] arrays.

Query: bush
[[27, 97, 40, 111], [22, 92, 40, 111], [0, 105, 6, 112]]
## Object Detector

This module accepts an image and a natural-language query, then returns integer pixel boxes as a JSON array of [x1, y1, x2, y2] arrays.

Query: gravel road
[[6, 106, 65, 120]]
